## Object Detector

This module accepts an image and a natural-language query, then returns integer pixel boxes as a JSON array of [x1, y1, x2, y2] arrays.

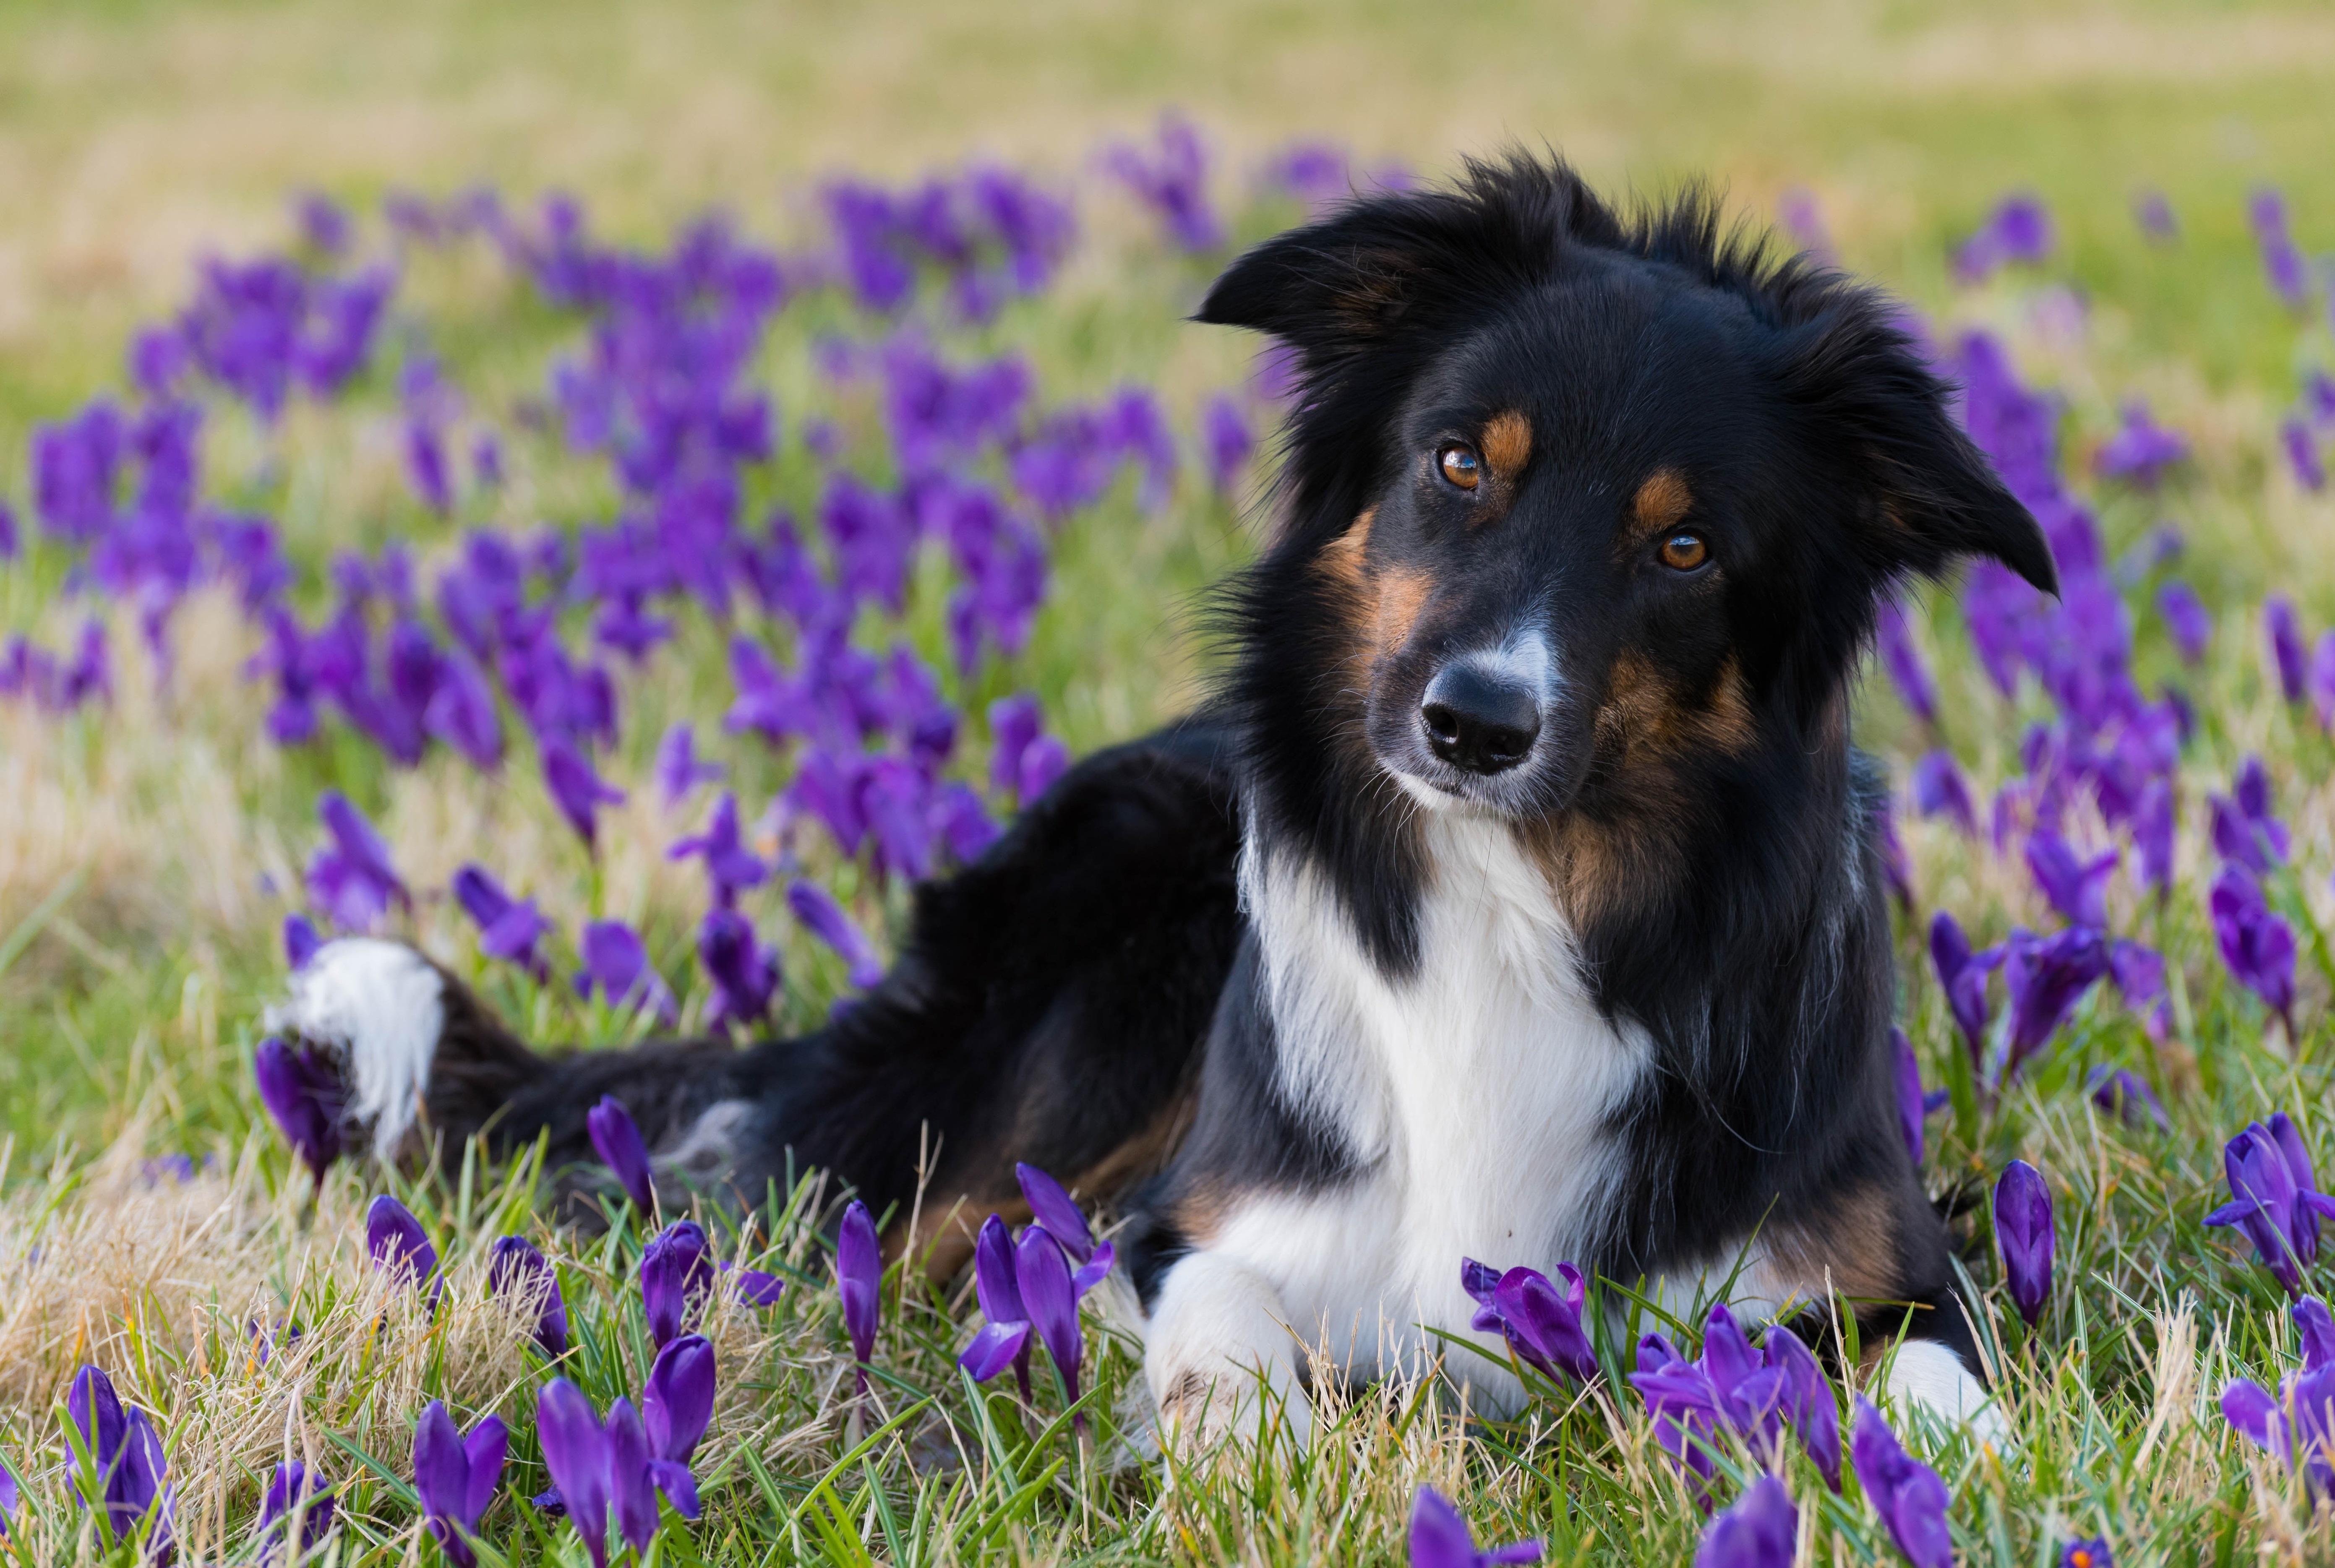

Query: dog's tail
[[264, 716, 1245, 1268]]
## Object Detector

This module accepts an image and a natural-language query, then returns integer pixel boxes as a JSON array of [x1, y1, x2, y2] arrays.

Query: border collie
[[269, 156, 2056, 1445]]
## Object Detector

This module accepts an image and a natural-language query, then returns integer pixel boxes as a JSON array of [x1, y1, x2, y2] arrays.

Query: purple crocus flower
[[642, 1333, 716, 1517], [655, 723, 723, 806], [2156, 581, 2211, 664], [642, 1221, 715, 1349], [2206, 1115, 2335, 1296], [282, 913, 322, 970], [1954, 193, 2053, 283], [2267, 597, 2310, 703], [2000, 926, 2109, 1084], [576, 922, 677, 1025], [1628, 1304, 1837, 1494], [1910, 751, 1975, 836], [1101, 111, 1222, 252], [1849, 1397, 1952, 1568], [1874, 599, 1937, 724], [366, 1195, 441, 1310], [2287, 419, 2329, 492], [2210, 758, 2289, 872], [1200, 395, 1254, 497], [668, 793, 767, 907], [488, 1235, 569, 1357], [541, 735, 626, 852], [411, 1401, 506, 1568], [451, 865, 552, 977], [535, 1380, 624, 1568], [2133, 188, 2176, 241], [2024, 832, 2118, 931], [255, 1036, 343, 1184], [258, 1459, 335, 1561], [837, 1199, 882, 1400], [1407, 1486, 1543, 1568], [1016, 1222, 1088, 1422], [2250, 188, 2313, 311], [2222, 1297, 2335, 1493], [698, 908, 780, 1032], [960, 1214, 1037, 1395], [1893, 1029, 1946, 1166], [1461, 1259, 1599, 1386], [0, 1452, 16, 1537], [1766, 1322, 1843, 1490], [305, 792, 407, 931], [1995, 1160, 2055, 1327], [587, 1096, 656, 1212], [2210, 868, 2297, 1036], [2059, 1537, 2113, 1568], [1930, 912, 2000, 1073], [1695, 1473, 1796, 1568], [788, 881, 884, 989], [2085, 1066, 2168, 1130], [2309, 632, 2335, 734], [66, 1365, 173, 1551], [2092, 402, 2188, 487]]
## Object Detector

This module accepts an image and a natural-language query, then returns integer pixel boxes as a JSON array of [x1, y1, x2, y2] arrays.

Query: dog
[[268, 155, 2056, 1446]]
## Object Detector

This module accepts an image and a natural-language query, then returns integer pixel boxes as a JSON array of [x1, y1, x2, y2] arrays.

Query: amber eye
[[1438, 444, 1482, 491], [1659, 532, 1709, 571]]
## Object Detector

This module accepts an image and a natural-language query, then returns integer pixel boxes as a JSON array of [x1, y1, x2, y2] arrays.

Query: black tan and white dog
[[269, 156, 2056, 1444]]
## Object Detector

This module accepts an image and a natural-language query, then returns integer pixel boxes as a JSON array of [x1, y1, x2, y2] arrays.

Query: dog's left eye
[[1437, 444, 1482, 491], [1659, 532, 1709, 571]]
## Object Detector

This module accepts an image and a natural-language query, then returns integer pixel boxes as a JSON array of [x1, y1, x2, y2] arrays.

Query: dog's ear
[[1776, 296, 2058, 597], [1196, 156, 1604, 370]]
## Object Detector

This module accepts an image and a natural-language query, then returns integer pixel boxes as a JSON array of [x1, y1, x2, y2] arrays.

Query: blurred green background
[[0, 0, 2329, 1159]]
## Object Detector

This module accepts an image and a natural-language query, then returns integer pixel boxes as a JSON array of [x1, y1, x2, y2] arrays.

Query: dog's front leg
[[1144, 1249, 1313, 1450]]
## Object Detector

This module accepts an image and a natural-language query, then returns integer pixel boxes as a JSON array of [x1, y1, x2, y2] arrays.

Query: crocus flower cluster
[[1629, 1302, 1842, 1495], [2222, 1295, 2335, 1493], [2205, 1113, 2335, 1297], [2204, 758, 2299, 1036], [958, 1164, 1117, 1428], [536, 1351, 711, 1568]]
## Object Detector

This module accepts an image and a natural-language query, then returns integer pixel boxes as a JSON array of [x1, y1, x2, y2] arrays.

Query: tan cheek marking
[[1633, 469, 1693, 533], [1481, 410, 1533, 480], [1373, 568, 1432, 659], [1701, 657, 1758, 755]]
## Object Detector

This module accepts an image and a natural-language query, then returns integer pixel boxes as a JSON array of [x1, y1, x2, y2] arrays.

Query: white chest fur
[[1208, 810, 1654, 1409]]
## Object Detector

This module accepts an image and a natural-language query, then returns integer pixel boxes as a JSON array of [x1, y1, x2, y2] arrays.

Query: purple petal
[[644, 1334, 717, 1466], [837, 1200, 882, 1370], [1015, 1162, 1096, 1263], [587, 1097, 656, 1212], [960, 1319, 1034, 1383], [535, 1380, 613, 1568]]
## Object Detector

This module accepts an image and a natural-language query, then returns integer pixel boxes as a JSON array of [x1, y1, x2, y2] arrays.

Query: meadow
[[2, 0, 2334, 1562]]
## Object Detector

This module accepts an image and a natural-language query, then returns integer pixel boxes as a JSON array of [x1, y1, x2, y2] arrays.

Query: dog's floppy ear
[[1195, 156, 1600, 370], [1776, 294, 2058, 597]]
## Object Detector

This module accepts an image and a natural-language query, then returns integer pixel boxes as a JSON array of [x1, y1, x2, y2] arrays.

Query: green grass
[[2, 0, 2335, 1561]]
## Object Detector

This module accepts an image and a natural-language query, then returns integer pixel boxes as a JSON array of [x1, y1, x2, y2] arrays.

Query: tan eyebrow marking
[[1633, 469, 1693, 532], [1481, 410, 1533, 480]]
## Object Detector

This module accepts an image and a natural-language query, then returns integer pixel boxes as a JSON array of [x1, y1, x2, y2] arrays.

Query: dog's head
[[1204, 156, 2053, 957]]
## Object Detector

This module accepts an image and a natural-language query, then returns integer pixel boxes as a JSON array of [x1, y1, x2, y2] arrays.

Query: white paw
[[1881, 1339, 2010, 1451], [1144, 1253, 1314, 1453], [264, 939, 444, 1159]]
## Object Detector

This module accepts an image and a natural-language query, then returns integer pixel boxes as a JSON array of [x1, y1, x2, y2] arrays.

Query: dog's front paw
[[1143, 1250, 1313, 1453]]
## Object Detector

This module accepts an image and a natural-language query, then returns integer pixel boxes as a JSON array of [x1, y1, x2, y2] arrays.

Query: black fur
[[346, 156, 2051, 1381]]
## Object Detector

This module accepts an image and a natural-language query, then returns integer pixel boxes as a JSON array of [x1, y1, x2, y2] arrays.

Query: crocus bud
[[586, 1097, 655, 1212], [837, 1200, 881, 1398], [1995, 1159, 2055, 1327]]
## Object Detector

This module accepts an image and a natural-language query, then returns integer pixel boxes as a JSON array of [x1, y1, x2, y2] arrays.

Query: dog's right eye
[[1438, 444, 1482, 491]]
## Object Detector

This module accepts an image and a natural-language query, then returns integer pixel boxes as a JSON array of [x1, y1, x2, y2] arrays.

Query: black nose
[[1420, 664, 1541, 775]]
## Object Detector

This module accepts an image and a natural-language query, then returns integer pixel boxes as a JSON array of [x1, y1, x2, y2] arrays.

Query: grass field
[[1, 0, 2334, 1562]]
